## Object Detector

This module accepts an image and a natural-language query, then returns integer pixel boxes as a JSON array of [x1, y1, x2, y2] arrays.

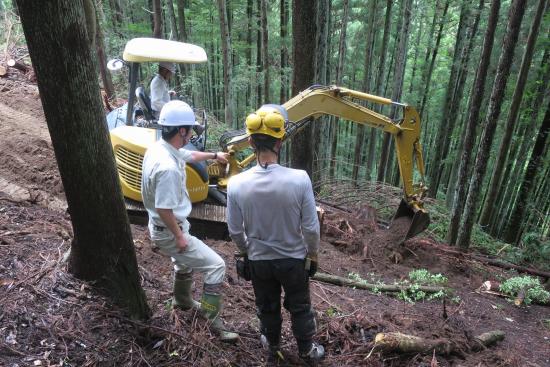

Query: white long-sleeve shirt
[[227, 164, 320, 261], [150, 74, 170, 114]]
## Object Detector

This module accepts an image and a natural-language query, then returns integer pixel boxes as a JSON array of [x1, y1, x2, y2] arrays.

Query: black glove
[[305, 257, 318, 278], [235, 253, 251, 281]]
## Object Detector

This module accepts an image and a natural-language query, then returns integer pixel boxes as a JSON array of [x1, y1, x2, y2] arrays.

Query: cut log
[[471, 330, 505, 351], [7, 59, 29, 72], [374, 332, 453, 355], [374, 330, 504, 355], [0, 64, 7, 77], [311, 272, 447, 293]]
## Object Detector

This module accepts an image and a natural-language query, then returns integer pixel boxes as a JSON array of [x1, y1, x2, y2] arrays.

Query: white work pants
[[149, 221, 225, 285]]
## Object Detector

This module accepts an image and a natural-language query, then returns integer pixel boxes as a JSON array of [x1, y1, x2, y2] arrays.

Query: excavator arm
[[220, 85, 429, 239]]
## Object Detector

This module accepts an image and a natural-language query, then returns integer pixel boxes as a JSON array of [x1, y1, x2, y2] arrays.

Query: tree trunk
[[166, 0, 179, 40], [152, 0, 162, 38], [217, 0, 233, 127], [369, 0, 392, 179], [456, 0, 527, 249], [256, 2, 262, 108], [280, 0, 289, 103], [408, 0, 423, 96], [378, 0, 413, 183], [420, 0, 449, 121], [260, 0, 269, 103], [447, 0, 501, 246], [427, 0, 471, 197], [352, 0, 378, 186], [290, 0, 316, 175], [312, 0, 329, 188], [329, 0, 350, 179], [443, 0, 484, 207], [95, 1, 115, 100], [176, 0, 187, 41], [16, 0, 150, 319], [479, 0, 547, 228], [505, 99, 550, 243]]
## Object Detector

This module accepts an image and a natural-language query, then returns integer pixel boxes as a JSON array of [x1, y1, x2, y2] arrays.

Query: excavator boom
[[220, 85, 429, 240]]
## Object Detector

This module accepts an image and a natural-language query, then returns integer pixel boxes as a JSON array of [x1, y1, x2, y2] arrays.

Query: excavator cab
[[105, 38, 212, 213]]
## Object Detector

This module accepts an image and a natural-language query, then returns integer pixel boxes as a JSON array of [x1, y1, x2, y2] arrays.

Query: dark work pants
[[249, 258, 316, 354]]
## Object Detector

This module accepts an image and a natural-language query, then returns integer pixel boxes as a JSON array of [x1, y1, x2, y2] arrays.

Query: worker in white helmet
[[141, 100, 238, 342], [150, 61, 176, 117]]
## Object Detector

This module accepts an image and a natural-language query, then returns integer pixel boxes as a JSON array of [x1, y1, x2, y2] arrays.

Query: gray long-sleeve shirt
[[227, 164, 320, 261]]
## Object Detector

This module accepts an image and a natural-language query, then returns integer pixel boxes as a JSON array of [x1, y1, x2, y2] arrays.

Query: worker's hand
[[169, 90, 177, 97], [215, 152, 229, 164], [175, 234, 188, 253], [305, 255, 318, 277]]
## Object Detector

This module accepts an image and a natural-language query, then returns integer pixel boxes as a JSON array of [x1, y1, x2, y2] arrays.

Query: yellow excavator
[[106, 38, 429, 240]]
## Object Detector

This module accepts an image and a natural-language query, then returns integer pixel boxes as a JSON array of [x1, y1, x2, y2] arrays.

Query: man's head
[[159, 61, 176, 79], [245, 105, 287, 155], [158, 100, 198, 145]]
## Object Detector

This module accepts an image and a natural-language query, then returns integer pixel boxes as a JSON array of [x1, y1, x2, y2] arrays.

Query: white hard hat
[[159, 61, 176, 73], [158, 100, 198, 126]]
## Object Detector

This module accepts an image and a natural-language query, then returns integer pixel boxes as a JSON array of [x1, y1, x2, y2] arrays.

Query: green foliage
[[397, 269, 449, 304], [506, 233, 550, 271], [408, 269, 448, 285], [499, 276, 550, 305]]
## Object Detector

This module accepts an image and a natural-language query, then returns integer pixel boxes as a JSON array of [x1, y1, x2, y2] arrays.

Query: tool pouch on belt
[[234, 253, 251, 281]]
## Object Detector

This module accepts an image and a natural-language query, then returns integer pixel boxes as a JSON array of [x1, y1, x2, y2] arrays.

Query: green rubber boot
[[173, 272, 201, 310], [200, 292, 239, 342]]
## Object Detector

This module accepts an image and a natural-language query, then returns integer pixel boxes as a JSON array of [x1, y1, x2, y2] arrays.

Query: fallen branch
[[7, 59, 29, 72], [471, 255, 550, 279], [374, 330, 504, 355], [311, 272, 447, 293], [411, 239, 550, 279]]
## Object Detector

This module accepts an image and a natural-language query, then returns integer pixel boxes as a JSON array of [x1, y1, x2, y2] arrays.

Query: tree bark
[[166, 0, 179, 40], [418, 0, 449, 119], [217, 0, 233, 127], [175, 0, 187, 41], [504, 99, 550, 243], [95, 2, 115, 100], [311, 0, 329, 187], [16, 0, 150, 319], [369, 0, 392, 179], [290, 0, 316, 175], [457, 0, 527, 249], [427, 0, 471, 197], [152, 0, 162, 38], [479, 0, 547, 228], [377, 0, 413, 183], [329, 0, 350, 179], [279, 0, 289, 103], [447, 0, 501, 246], [352, 0, 378, 186], [260, 0, 269, 103]]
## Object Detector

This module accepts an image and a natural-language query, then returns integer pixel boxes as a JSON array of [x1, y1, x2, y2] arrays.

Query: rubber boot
[[173, 272, 201, 310], [200, 292, 239, 342], [299, 342, 325, 366]]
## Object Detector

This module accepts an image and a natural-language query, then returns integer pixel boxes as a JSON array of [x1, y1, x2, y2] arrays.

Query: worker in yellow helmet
[[226, 105, 324, 365]]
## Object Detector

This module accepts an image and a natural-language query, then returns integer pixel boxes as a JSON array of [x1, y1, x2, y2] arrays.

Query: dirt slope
[[1, 75, 549, 366]]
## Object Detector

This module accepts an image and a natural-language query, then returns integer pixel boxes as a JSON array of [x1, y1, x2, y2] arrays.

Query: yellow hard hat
[[245, 105, 286, 139]]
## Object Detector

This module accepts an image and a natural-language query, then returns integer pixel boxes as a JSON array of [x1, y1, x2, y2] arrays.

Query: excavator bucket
[[392, 199, 431, 240]]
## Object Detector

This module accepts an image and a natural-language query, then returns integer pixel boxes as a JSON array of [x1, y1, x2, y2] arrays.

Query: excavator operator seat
[[135, 86, 154, 122]]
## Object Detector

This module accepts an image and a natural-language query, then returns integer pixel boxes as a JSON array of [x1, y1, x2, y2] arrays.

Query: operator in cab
[[141, 100, 238, 342], [150, 61, 176, 117], [226, 105, 324, 365]]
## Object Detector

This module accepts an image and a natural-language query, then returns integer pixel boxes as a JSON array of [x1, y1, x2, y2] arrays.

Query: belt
[[153, 223, 183, 231]]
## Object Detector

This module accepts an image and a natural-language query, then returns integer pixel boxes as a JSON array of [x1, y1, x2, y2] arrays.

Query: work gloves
[[305, 255, 318, 278], [234, 252, 251, 281]]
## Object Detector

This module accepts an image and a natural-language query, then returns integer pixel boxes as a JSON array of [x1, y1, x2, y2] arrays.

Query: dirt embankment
[[1, 75, 549, 366]]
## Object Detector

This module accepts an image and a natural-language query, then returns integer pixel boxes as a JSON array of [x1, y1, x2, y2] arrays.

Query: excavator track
[[125, 198, 230, 240]]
